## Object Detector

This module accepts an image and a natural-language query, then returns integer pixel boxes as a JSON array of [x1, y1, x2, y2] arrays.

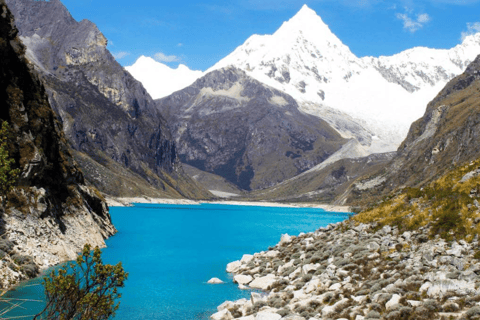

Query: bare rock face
[[156, 67, 346, 190], [0, 0, 115, 288], [4, 0, 211, 199]]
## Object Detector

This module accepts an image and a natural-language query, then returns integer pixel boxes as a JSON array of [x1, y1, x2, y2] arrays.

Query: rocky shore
[[106, 196, 350, 212], [212, 220, 480, 320]]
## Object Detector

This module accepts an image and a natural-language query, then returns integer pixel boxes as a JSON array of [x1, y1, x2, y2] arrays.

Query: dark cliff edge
[[5, 0, 212, 200], [0, 0, 115, 289]]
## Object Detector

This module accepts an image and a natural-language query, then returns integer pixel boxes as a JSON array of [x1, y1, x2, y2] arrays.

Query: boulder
[[210, 309, 233, 320], [265, 250, 279, 258], [255, 311, 281, 320], [426, 280, 476, 297], [279, 234, 292, 245], [208, 277, 224, 284], [251, 292, 268, 305], [304, 279, 320, 294], [234, 275, 253, 285], [217, 301, 234, 311], [241, 254, 254, 264], [385, 294, 401, 310], [302, 263, 320, 274], [250, 274, 277, 290], [227, 260, 242, 273]]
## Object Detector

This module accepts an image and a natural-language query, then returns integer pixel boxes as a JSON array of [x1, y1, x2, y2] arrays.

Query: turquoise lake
[[1, 203, 349, 319]]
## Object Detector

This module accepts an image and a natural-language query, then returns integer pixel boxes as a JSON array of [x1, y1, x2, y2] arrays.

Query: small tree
[[34, 244, 128, 320], [0, 121, 19, 208]]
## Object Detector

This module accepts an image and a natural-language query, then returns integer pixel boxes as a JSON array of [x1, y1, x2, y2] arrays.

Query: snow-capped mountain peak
[[125, 56, 203, 99], [209, 5, 480, 153]]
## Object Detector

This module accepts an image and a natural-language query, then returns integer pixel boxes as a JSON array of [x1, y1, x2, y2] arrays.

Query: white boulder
[[386, 294, 401, 310], [234, 274, 253, 285], [255, 311, 281, 320], [210, 308, 233, 320], [279, 233, 292, 245], [249, 274, 277, 290], [208, 278, 224, 284], [241, 254, 254, 264], [226, 260, 242, 273]]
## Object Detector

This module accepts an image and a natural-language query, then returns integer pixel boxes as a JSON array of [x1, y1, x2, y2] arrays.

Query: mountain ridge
[[207, 5, 480, 153]]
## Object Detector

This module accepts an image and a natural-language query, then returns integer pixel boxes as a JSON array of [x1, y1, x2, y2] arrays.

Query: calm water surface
[[2, 203, 349, 319]]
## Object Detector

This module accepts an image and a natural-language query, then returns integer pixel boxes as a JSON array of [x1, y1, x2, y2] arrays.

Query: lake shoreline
[[105, 196, 351, 213]]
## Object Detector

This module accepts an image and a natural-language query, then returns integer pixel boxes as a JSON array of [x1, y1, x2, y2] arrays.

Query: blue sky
[[60, 0, 480, 71]]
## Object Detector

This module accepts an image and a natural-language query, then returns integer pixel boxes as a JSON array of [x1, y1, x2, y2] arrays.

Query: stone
[[265, 250, 279, 258], [427, 280, 476, 297], [280, 234, 292, 245], [234, 275, 253, 285], [237, 316, 255, 320], [208, 277, 224, 284], [385, 294, 401, 310], [304, 279, 320, 294], [329, 282, 342, 291], [217, 301, 234, 311], [250, 274, 277, 290], [251, 292, 268, 305], [407, 300, 422, 307], [446, 244, 464, 257], [210, 309, 234, 320], [322, 298, 349, 317], [302, 263, 320, 274], [227, 261, 242, 273], [255, 311, 281, 320], [289, 267, 302, 280], [367, 241, 380, 251], [241, 254, 254, 264]]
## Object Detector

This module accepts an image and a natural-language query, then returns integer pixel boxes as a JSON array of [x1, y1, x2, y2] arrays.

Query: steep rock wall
[[0, 0, 115, 288]]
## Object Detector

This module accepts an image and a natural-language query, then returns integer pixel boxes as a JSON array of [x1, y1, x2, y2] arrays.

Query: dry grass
[[354, 158, 480, 241]]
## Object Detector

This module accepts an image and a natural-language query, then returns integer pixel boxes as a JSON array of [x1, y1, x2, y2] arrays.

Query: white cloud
[[177, 43, 183, 47], [113, 51, 130, 59], [154, 52, 180, 63], [461, 22, 480, 41], [417, 13, 430, 23], [396, 12, 430, 33]]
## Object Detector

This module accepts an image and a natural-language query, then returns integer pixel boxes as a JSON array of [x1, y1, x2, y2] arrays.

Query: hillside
[[5, 0, 212, 200]]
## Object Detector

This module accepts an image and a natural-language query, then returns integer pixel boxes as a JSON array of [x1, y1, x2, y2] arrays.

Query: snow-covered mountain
[[209, 5, 480, 152], [126, 56, 203, 99]]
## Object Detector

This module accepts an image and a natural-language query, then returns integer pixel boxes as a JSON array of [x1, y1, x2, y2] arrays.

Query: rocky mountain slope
[[210, 5, 480, 153], [126, 56, 204, 99], [342, 54, 480, 207], [5, 0, 211, 199], [0, 0, 115, 288], [250, 151, 395, 204], [156, 67, 347, 190]]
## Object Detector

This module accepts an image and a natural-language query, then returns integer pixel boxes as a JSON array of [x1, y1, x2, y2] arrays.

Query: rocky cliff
[[0, 0, 115, 288], [156, 67, 347, 190], [5, 0, 211, 199]]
